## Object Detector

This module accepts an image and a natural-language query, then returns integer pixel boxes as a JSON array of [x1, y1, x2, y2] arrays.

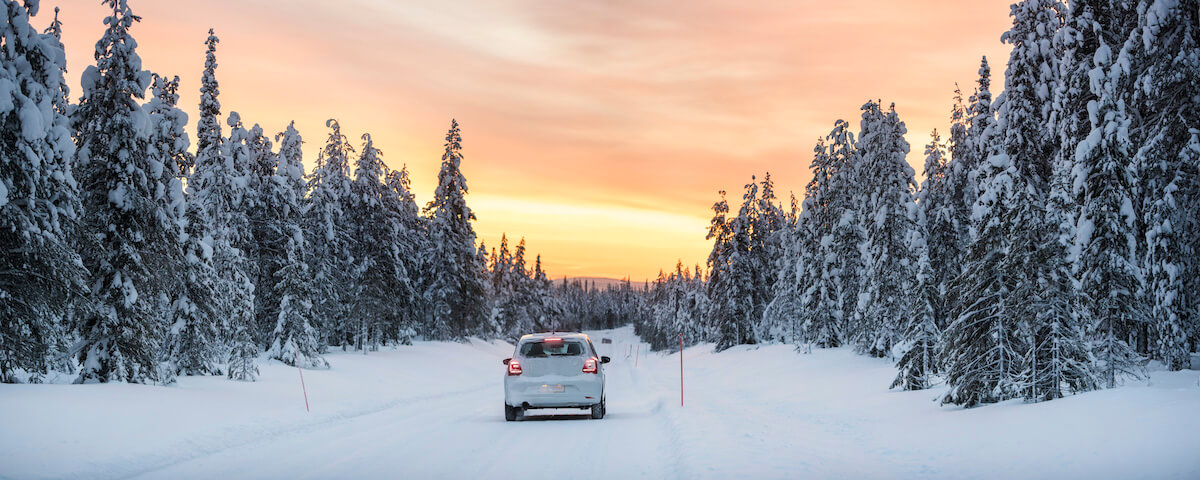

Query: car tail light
[[583, 357, 598, 374], [508, 360, 522, 376]]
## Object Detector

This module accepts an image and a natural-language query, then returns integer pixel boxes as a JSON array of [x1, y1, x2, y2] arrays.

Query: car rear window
[[520, 340, 585, 357]]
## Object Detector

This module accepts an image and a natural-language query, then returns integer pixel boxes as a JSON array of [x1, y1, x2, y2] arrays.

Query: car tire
[[505, 404, 517, 422], [591, 398, 605, 419]]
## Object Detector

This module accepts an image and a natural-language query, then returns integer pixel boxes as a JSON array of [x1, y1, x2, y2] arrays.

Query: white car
[[503, 332, 610, 421]]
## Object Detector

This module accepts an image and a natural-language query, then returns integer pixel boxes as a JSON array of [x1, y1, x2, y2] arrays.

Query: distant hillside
[[561, 276, 648, 291]]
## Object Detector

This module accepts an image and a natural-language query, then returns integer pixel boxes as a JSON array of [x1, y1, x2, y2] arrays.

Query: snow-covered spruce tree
[[965, 57, 997, 198], [529, 254, 563, 333], [189, 33, 258, 381], [823, 122, 867, 343], [1181, 133, 1200, 355], [306, 119, 354, 347], [891, 131, 950, 390], [241, 123, 278, 341], [993, 0, 1097, 402], [1124, 0, 1200, 370], [792, 138, 839, 348], [264, 122, 324, 366], [940, 187, 1026, 406], [765, 187, 804, 346], [251, 122, 297, 348], [703, 190, 733, 345], [753, 173, 787, 343], [936, 86, 972, 301], [423, 120, 488, 340], [941, 118, 1025, 405], [269, 229, 327, 368], [1069, 0, 1145, 389], [489, 233, 515, 335], [916, 131, 955, 330], [712, 178, 764, 350], [72, 0, 177, 383], [798, 124, 859, 348], [382, 164, 422, 343], [143, 73, 219, 379], [854, 102, 918, 359], [893, 240, 939, 391], [764, 222, 804, 346], [347, 133, 412, 350], [0, 0, 86, 383], [198, 111, 258, 381]]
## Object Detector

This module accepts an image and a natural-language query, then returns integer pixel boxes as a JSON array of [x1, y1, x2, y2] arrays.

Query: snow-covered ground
[[2, 326, 1198, 479]]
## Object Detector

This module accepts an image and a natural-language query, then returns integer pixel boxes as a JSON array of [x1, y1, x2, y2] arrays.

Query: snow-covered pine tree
[[306, 119, 354, 347], [72, 0, 174, 383], [0, 0, 86, 382], [764, 223, 804, 345], [423, 120, 488, 339], [854, 101, 918, 359]]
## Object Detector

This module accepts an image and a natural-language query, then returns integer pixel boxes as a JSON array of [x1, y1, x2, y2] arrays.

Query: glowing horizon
[[46, 0, 1012, 281]]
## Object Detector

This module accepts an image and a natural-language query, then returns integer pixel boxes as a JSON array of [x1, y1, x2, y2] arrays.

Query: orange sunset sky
[[46, 0, 1013, 282]]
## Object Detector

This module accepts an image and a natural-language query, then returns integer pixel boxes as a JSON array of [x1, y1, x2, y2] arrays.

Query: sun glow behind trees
[[36, 0, 1015, 280]]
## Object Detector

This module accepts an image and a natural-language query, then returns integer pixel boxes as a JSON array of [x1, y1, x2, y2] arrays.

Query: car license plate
[[540, 384, 565, 393]]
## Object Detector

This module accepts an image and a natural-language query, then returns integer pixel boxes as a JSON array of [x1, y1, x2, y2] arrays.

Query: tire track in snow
[[621, 338, 689, 480], [116, 382, 495, 480]]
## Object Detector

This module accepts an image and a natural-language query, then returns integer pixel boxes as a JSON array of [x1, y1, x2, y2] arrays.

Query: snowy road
[[2, 326, 1199, 479], [132, 328, 683, 479]]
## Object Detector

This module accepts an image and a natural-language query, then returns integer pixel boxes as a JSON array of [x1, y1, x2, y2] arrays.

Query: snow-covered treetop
[[145, 73, 192, 177], [275, 121, 305, 190], [426, 119, 476, 227], [196, 27, 221, 159], [75, 0, 151, 147], [385, 164, 419, 220]]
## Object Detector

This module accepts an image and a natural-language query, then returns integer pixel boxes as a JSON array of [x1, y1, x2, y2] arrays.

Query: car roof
[[517, 332, 591, 343]]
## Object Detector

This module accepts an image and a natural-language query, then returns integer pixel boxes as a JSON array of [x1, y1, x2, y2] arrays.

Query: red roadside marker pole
[[679, 333, 684, 407], [294, 340, 310, 412], [635, 344, 640, 368]]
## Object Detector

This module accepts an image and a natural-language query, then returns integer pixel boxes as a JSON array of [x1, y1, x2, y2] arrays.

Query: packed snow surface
[[2, 326, 1198, 479]]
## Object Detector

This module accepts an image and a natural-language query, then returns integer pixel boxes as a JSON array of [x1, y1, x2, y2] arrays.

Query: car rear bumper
[[505, 374, 604, 408]]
